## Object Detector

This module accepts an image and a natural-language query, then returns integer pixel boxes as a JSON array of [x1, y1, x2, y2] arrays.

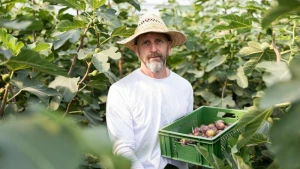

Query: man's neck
[[139, 66, 170, 79]]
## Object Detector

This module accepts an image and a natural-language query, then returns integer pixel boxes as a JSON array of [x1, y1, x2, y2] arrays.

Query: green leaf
[[1, 49, 67, 76], [269, 103, 300, 169], [32, 42, 51, 52], [49, 96, 62, 111], [11, 75, 61, 104], [56, 20, 86, 32], [97, 9, 121, 29], [0, 29, 24, 55], [82, 107, 103, 124], [53, 29, 80, 49], [101, 46, 121, 60], [86, 79, 107, 90], [0, 18, 43, 31], [111, 25, 135, 37], [194, 90, 216, 102], [210, 95, 236, 108], [262, 0, 300, 28], [92, 53, 110, 73], [0, 115, 83, 169], [232, 154, 252, 169], [49, 76, 80, 102], [236, 66, 248, 88], [77, 48, 94, 60], [205, 55, 227, 72], [77, 91, 93, 104], [238, 41, 276, 75], [212, 14, 253, 31], [44, 0, 86, 10], [236, 109, 272, 150], [256, 61, 291, 87], [246, 133, 269, 146], [112, 0, 140, 11], [86, 0, 105, 10], [260, 80, 300, 109], [92, 47, 121, 73], [195, 145, 217, 168]]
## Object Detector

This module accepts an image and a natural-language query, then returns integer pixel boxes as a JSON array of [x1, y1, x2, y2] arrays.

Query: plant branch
[[68, 21, 92, 76], [32, 0, 36, 42], [63, 100, 73, 118], [221, 46, 235, 99], [64, 61, 92, 117], [78, 61, 92, 86], [0, 83, 10, 119], [271, 32, 281, 62]]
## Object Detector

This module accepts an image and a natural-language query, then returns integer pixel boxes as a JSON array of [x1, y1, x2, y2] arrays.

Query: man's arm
[[106, 85, 144, 169]]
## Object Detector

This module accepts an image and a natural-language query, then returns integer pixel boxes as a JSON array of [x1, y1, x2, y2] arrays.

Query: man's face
[[134, 32, 171, 73]]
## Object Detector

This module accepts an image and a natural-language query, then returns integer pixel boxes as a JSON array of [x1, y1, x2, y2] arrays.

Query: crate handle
[[217, 111, 237, 118]]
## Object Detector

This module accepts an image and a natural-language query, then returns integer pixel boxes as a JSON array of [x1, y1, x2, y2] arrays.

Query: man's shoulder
[[110, 69, 139, 88], [171, 72, 192, 87]]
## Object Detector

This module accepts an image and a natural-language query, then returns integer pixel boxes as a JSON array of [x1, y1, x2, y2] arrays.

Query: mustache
[[148, 52, 163, 58]]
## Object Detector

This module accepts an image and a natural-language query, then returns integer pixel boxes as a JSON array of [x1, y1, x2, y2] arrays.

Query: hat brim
[[117, 30, 186, 51]]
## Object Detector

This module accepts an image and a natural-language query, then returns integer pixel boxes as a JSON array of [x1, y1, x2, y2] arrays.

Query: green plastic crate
[[159, 106, 245, 168]]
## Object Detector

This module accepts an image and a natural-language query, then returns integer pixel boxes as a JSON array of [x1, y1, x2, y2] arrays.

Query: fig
[[2, 74, 10, 83], [216, 121, 225, 130], [94, 48, 101, 53], [208, 123, 215, 128], [206, 129, 216, 137], [200, 125, 209, 133]]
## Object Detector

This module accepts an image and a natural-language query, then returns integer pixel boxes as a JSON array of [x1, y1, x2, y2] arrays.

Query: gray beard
[[146, 60, 164, 73]]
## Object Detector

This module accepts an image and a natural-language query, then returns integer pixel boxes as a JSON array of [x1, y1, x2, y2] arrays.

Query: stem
[[7, 90, 22, 102], [0, 71, 14, 119], [288, 20, 297, 65], [68, 21, 92, 76], [221, 46, 234, 99], [100, 37, 112, 45], [63, 101, 73, 118], [32, 0, 36, 42], [271, 32, 281, 62], [78, 61, 92, 85], [0, 84, 9, 119], [64, 61, 92, 117]]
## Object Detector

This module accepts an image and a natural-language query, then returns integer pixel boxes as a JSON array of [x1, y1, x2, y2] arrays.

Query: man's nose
[[150, 43, 158, 52]]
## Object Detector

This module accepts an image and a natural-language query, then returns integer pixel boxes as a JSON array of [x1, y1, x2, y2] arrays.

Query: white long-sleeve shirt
[[106, 69, 194, 169]]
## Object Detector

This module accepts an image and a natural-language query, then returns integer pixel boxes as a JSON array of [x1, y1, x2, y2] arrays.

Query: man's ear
[[133, 45, 139, 57]]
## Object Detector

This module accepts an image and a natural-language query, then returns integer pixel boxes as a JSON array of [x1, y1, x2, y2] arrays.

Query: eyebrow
[[134, 34, 171, 45]]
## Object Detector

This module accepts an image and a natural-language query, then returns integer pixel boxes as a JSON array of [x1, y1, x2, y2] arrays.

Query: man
[[106, 13, 194, 169]]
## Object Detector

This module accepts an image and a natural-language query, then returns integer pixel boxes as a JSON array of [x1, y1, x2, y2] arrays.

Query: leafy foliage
[[1, 0, 300, 168]]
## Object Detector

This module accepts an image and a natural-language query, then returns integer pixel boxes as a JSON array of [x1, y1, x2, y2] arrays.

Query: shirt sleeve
[[106, 84, 145, 169]]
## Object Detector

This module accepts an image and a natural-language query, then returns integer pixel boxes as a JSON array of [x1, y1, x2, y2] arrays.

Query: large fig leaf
[[111, 26, 135, 37], [269, 102, 300, 169], [44, 0, 86, 10], [236, 108, 272, 150], [256, 61, 291, 87], [92, 47, 121, 73], [238, 41, 276, 75], [1, 49, 67, 76], [53, 29, 80, 50], [212, 14, 253, 31], [205, 55, 227, 72], [49, 76, 80, 102], [11, 75, 61, 104], [236, 66, 248, 88], [86, 0, 105, 10], [56, 20, 86, 32]]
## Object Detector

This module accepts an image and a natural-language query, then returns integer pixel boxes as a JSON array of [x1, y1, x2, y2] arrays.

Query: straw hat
[[117, 13, 186, 51]]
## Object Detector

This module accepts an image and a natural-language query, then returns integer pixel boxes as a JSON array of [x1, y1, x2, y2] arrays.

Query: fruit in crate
[[179, 120, 229, 144]]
